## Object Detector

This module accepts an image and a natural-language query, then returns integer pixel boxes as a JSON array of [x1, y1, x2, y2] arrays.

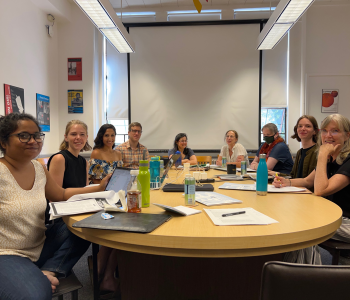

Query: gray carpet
[[52, 245, 120, 300], [52, 245, 349, 299]]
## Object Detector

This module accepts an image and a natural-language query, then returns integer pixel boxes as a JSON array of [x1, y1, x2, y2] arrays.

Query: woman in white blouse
[[216, 130, 250, 167]]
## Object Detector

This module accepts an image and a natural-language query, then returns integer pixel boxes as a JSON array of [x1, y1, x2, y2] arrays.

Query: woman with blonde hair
[[274, 114, 350, 262], [216, 130, 249, 167], [46, 120, 93, 282]]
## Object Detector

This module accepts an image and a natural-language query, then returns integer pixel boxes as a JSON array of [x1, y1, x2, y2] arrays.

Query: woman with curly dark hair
[[168, 133, 197, 165], [88, 124, 122, 184], [0, 113, 110, 299]]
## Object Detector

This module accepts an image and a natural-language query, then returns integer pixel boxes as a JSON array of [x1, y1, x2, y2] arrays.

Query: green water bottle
[[139, 160, 150, 207]]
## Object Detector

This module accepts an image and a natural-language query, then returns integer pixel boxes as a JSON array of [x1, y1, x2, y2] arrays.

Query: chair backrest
[[37, 157, 49, 168], [260, 261, 350, 300], [196, 156, 212, 164]]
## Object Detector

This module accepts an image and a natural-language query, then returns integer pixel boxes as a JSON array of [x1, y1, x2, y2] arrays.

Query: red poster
[[68, 58, 82, 81]]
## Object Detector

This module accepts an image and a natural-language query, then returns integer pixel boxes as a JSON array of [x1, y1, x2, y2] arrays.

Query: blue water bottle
[[256, 154, 268, 196], [174, 150, 182, 168]]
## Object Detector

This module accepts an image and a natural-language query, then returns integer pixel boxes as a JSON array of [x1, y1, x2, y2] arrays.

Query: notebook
[[72, 211, 172, 233], [162, 183, 214, 192]]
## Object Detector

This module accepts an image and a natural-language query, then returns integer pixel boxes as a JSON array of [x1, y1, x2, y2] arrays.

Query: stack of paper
[[236, 167, 255, 172], [195, 192, 242, 206], [219, 183, 306, 193], [204, 207, 278, 226], [49, 190, 127, 220], [219, 183, 256, 191]]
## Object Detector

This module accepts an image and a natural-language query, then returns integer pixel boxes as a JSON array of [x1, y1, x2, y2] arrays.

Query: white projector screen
[[130, 24, 260, 150]]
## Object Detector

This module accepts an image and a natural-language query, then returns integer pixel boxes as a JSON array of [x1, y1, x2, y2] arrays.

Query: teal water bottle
[[139, 160, 150, 207], [256, 154, 268, 196]]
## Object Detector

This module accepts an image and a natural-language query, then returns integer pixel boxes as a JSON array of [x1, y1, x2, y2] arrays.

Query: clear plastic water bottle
[[174, 150, 182, 168], [241, 161, 247, 175], [160, 160, 164, 177], [184, 175, 196, 206], [256, 154, 268, 196], [222, 157, 227, 167], [138, 160, 150, 207]]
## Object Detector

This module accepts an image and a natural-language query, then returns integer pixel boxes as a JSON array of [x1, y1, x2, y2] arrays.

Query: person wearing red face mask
[[250, 123, 294, 175]]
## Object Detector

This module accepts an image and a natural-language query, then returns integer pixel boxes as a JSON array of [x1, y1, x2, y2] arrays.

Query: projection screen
[[129, 24, 260, 150]]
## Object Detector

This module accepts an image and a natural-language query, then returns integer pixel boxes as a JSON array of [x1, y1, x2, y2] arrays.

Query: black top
[[296, 145, 315, 178], [47, 149, 87, 188], [326, 154, 350, 218]]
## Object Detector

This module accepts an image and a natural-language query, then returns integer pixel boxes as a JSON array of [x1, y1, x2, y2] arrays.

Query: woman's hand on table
[[250, 162, 258, 170], [272, 176, 289, 188]]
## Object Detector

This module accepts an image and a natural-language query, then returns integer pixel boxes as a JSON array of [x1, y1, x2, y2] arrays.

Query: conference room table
[[64, 169, 342, 300]]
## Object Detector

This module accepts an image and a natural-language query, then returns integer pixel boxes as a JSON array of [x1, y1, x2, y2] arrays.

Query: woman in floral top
[[89, 124, 123, 184], [88, 124, 122, 295]]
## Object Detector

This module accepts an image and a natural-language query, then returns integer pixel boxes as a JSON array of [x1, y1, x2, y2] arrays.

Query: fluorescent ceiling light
[[116, 12, 156, 16], [74, 0, 135, 53], [168, 10, 221, 14], [257, 0, 315, 50], [234, 7, 276, 12], [258, 23, 293, 50]]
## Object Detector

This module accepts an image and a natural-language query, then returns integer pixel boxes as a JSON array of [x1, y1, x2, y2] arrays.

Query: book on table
[[153, 203, 201, 216]]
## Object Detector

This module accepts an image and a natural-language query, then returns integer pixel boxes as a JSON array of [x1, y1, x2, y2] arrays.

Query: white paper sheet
[[195, 192, 242, 206], [218, 183, 306, 193], [204, 207, 278, 226]]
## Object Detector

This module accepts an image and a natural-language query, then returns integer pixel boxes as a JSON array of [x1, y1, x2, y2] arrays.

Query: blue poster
[[36, 93, 50, 132]]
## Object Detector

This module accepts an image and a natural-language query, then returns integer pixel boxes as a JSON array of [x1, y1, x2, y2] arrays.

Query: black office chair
[[319, 238, 350, 265], [52, 272, 82, 300], [260, 261, 350, 300]]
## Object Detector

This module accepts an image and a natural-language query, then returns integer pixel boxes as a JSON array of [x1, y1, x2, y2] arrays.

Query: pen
[[222, 211, 246, 217], [275, 172, 282, 187]]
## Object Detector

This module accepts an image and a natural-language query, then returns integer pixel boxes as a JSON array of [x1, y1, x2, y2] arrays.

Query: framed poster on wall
[[36, 93, 50, 132], [4, 84, 24, 115], [322, 89, 339, 113], [68, 89, 83, 113], [68, 58, 82, 81]]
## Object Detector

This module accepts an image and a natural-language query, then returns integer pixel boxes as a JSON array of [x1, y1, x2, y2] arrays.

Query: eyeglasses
[[320, 129, 340, 136], [131, 129, 142, 134], [9, 132, 45, 143]]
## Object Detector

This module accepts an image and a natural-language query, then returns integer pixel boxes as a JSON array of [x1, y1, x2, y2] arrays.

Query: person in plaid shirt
[[116, 122, 149, 168]]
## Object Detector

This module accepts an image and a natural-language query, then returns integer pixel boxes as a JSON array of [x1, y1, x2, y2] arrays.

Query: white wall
[[57, 4, 101, 151], [305, 4, 350, 127], [0, 0, 59, 154]]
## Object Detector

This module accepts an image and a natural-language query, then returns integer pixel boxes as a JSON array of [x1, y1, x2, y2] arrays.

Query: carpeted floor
[[52, 245, 349, 300]]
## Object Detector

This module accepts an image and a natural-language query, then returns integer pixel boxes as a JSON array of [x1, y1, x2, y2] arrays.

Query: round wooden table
[[64, 169, 342, 300]]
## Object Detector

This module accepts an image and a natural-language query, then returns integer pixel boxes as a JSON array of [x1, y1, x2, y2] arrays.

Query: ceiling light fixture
[[73, 0, 135, 53], [257, 0, 315, 50]]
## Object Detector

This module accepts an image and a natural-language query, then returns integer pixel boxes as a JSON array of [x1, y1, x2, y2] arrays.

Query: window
[[261, 108, 286, 141], [108, 119, 128, 145]]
